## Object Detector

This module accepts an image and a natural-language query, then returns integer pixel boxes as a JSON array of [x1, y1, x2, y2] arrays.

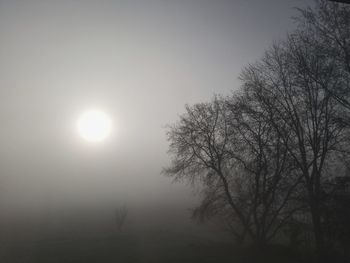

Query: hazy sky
[[0, 0, 311, 212]]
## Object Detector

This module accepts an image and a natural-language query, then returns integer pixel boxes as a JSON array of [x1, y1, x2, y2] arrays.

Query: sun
[[77, 110, 112, 143]]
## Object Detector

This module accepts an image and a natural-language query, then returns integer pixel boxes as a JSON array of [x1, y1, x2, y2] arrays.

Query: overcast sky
[[0, 0, 311, 213]]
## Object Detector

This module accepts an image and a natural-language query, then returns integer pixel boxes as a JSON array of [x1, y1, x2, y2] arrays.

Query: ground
[[0, 230, 302, 263]]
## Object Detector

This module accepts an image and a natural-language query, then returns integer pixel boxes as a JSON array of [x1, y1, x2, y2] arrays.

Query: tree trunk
[[310, 200, 327, 261]]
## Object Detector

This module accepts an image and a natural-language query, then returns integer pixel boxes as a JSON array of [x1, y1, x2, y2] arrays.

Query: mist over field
[[0, 0, 304, 224]]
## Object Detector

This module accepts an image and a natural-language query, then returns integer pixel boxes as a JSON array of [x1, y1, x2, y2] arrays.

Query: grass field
[[0, 229, 302, 263]]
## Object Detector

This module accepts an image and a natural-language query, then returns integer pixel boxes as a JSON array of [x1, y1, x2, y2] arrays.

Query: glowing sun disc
[[77, 110, 112, 142]]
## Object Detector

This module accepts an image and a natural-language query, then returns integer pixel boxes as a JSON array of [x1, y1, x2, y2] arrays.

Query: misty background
[[0, 0, 311, 236]]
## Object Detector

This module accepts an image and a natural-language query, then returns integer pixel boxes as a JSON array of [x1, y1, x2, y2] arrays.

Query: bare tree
[[296, 0, 350, 110], [164, 98, 256, 242], [164, 96, 301, 245], [225, 93, 303, 245], [239, 28, 348, 252], [164, 0, 350, 253]]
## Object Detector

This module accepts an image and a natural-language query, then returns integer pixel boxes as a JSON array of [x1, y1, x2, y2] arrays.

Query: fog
[[0, 0, 312, 246]]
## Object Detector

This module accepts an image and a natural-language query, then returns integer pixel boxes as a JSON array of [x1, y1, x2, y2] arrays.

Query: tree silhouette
[[115, 205, 128, 232]]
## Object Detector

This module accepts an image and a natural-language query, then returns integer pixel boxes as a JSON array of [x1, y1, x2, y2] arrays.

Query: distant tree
[[115, 205, 128, 232]]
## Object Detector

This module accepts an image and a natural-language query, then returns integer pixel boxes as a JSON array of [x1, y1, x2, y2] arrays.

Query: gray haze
[[0, 0, 311, 227]]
